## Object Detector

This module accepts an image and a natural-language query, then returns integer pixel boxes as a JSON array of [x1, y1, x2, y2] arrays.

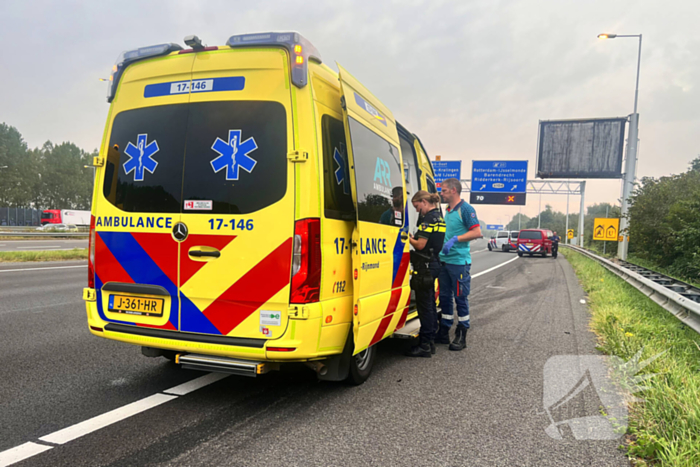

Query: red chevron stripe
[[202, 238, 293, 335], [392, 253, 410, 288], [393, 292, 412, 332], [369, 288, 402, 346], [131, 233, 178, 286], [95, 232, 133, 285], [367, 251, 410, 346]]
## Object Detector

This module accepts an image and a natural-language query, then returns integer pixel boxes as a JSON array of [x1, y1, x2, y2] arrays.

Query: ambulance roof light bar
[[107, 43, 183, 103], [225, 31, 321, 88]]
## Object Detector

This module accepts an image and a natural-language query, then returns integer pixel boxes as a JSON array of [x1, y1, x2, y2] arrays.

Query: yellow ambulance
[[83, 32, 439, 384]]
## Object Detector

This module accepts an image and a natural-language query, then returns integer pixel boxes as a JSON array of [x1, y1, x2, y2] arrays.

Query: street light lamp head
[[598, 33, 617, 39]]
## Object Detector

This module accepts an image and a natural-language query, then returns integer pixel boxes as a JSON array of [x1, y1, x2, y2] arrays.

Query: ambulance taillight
[[290, 218, 321, 303], [88, 215, 96, 289]]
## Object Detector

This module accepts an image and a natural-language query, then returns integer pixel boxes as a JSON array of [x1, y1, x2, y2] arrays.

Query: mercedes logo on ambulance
[[172, 222, 188, 242]]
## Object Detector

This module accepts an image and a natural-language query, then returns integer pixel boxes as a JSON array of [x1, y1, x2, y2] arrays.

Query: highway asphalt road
[[0, 240, 88, 252], [0, 239, 629, 466]]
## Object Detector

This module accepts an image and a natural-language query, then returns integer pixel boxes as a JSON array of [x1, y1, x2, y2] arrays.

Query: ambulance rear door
[[337, 64, 411, 354], [96, 52, 195, 332], [176, 48, 295, 341]]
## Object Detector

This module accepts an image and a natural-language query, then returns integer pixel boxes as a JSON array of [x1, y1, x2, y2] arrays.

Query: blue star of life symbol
[[210, 130, 258, 181], [123, 134, 159, 182], [333, 143, 350, 195]]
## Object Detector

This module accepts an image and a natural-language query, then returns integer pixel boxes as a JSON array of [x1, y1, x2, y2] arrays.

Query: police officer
[[406, 190, 445, 358], [550, 231, 561, 258]]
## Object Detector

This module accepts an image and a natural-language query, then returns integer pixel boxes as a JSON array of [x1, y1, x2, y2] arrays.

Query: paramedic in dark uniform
[[406, 190, 445, 358], [551, 231, 561, 258]]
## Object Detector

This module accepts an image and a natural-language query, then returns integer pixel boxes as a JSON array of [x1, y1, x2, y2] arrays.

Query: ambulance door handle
[[188, 248, 221, 258]]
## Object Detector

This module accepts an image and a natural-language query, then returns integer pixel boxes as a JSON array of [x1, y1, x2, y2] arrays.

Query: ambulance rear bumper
[[103, 323, 266, 349]]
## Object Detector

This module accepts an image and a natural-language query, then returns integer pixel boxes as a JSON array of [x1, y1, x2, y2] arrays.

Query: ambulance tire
[[347, 345, 376, 385]]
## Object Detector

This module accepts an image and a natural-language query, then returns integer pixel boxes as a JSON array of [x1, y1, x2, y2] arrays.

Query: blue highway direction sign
[[470, 192, 526, 206], [433, 161, 461, 192], [472, 161, 528, 193], [486, 224, 504, 230]]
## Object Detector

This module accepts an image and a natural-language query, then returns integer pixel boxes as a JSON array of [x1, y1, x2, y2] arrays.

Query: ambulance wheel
[[517, 251, 523, 257], [346, 345, 376, 385]]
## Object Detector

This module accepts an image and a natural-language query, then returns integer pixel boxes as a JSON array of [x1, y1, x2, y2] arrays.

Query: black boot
[[449, 327, 468, 351], [435, 326, 451, 344], [405, 342, 431, 358], [430, 340, 436, 355]]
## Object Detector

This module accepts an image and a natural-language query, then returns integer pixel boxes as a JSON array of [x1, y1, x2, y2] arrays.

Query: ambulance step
[[176, 353, 272, 377], [392, 318, 421, 339]]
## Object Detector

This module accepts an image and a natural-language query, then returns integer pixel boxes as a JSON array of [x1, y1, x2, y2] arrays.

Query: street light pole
[[598, 33, 642, 261]]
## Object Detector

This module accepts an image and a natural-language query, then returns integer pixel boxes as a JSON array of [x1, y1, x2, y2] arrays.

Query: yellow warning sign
[[593, 218, 619, 241], [567, 229, 574, 239]]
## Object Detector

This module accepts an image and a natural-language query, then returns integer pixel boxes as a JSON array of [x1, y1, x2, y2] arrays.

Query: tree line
[[503, 156, 700, 283], [628, 157, 700, 282], [0, 123, 96, 210]]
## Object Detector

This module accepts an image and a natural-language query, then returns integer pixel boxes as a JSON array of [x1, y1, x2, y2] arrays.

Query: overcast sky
[[1, 0, 698, 225]]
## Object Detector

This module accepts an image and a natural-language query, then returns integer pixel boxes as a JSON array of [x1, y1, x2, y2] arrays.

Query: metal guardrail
[[0, 232, 88, 238], [564, 245, 700, 335]]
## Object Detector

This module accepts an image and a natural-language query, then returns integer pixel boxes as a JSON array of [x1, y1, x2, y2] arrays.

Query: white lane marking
[[39, 393, 177, 445], [473, 256, 518, 279], [15, 246, 61, 249], [471, 249, 488, 255], [0, 265, 86, 273], [0, 372, 228, 465], [163, 372, 229, 396], [0, 442, 52, 467]]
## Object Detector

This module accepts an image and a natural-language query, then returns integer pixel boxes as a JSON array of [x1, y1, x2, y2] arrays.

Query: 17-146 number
[[208, 219, 254, 230]]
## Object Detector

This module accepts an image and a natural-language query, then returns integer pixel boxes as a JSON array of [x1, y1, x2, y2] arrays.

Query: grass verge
[[0, 248, 88, 262], [562, 248, 700, 467]]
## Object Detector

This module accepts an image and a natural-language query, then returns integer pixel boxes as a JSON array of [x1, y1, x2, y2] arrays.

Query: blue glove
[[442, 236, 459, 255]]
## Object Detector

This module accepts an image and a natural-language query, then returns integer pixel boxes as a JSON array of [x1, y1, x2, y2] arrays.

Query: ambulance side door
[[337, 64, 411, 354]]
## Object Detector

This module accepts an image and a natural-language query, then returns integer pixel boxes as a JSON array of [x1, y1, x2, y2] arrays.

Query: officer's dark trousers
[[552, 243, 558, 258], [414, 270, 439, 344]]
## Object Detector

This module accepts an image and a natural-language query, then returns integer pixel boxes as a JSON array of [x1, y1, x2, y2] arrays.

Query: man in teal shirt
[[436, 178, 482, 351]]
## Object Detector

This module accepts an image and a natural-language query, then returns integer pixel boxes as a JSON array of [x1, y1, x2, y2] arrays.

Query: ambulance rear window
[[102, 101, 287, 215], [104, 105, 188, 213], [181, 101, 287, 215]]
